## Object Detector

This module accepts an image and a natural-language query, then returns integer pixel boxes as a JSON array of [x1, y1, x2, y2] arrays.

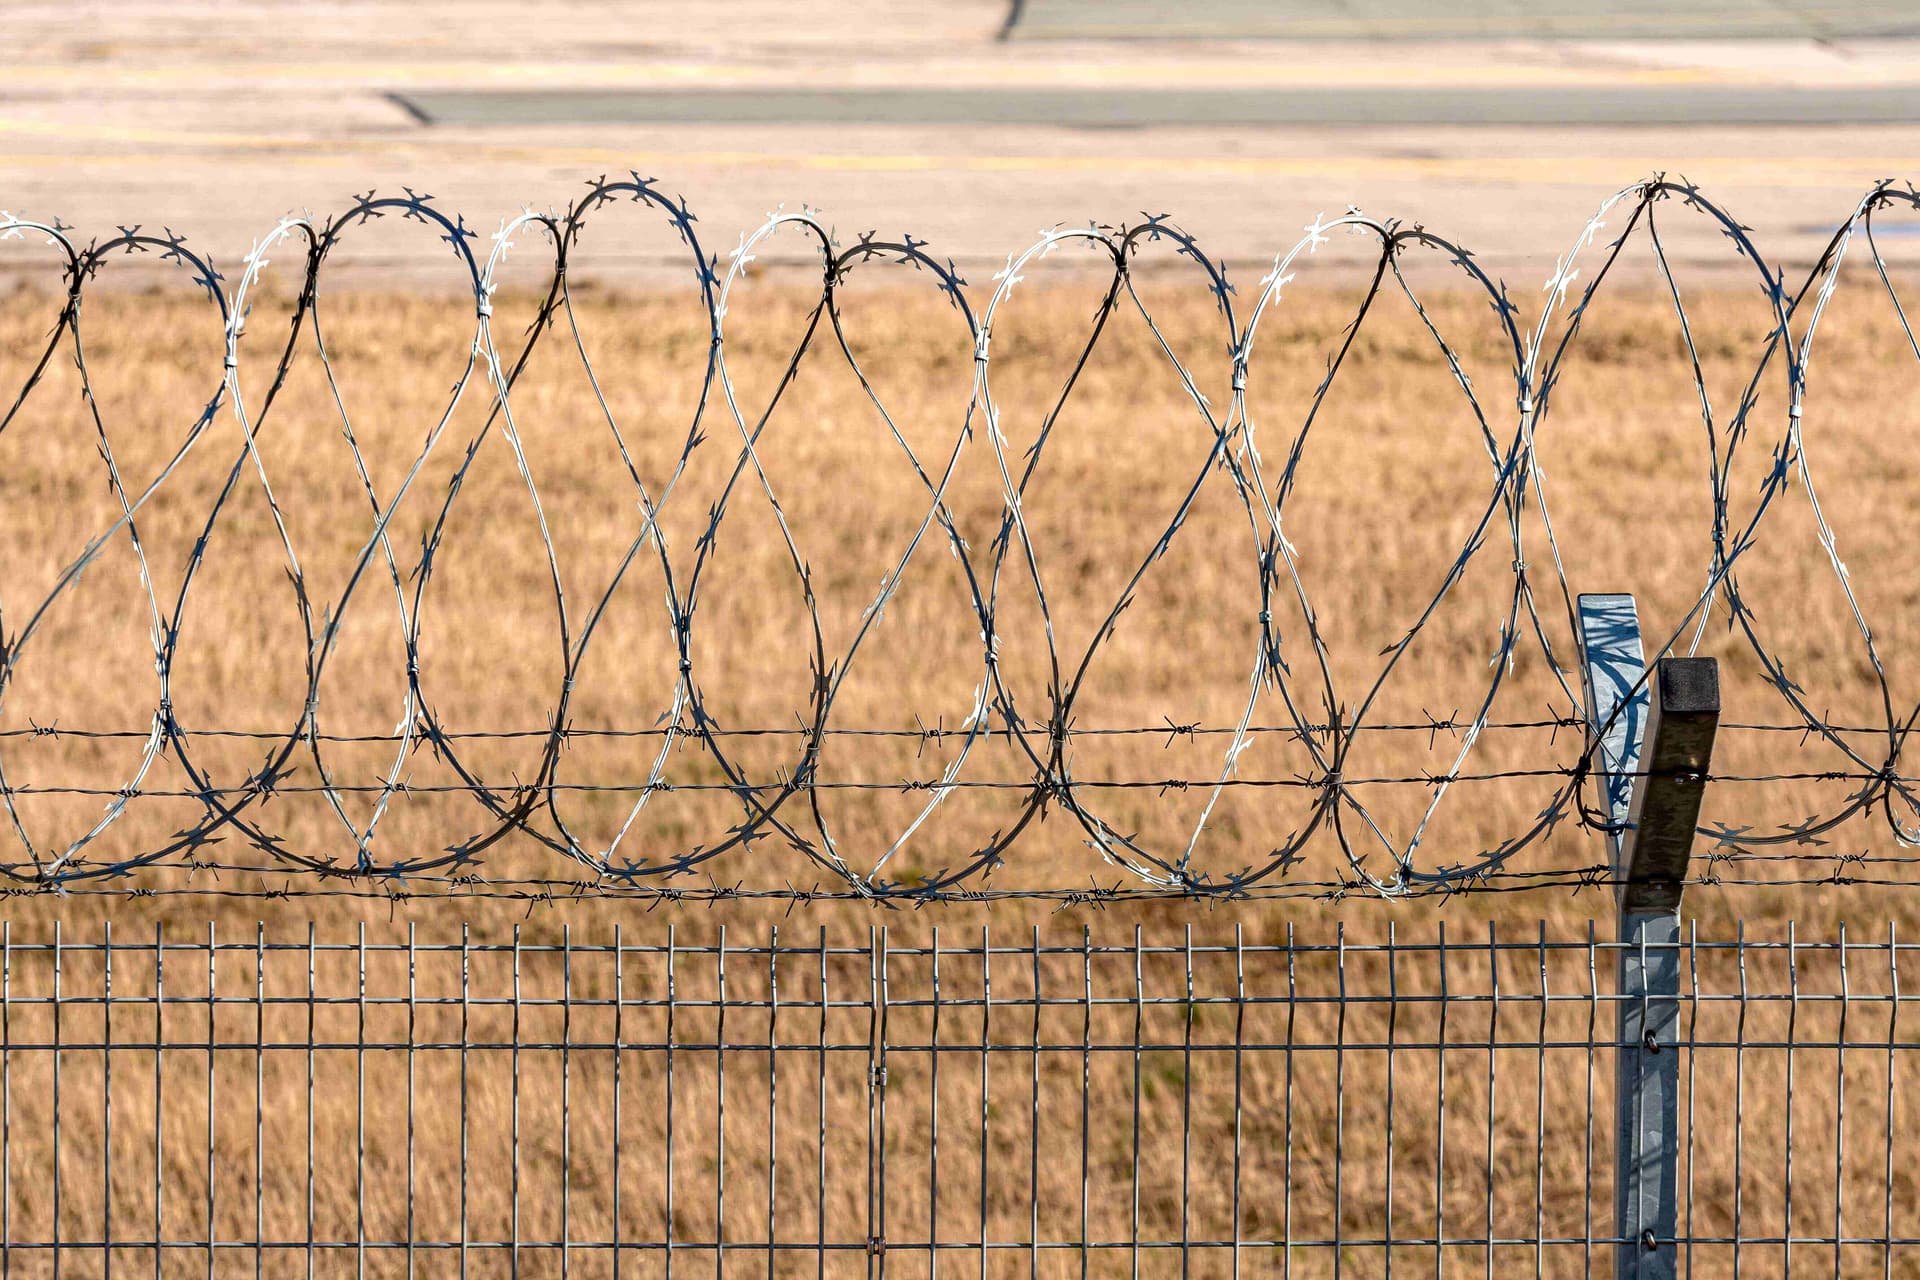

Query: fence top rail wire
[[5, 175, 1920, 903], [0, 919, 1902, 955]]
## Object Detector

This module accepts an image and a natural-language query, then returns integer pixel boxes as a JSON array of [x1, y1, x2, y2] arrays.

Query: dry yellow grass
[[1, 241, 1917, 929], [2, 248, 1920, 1274]]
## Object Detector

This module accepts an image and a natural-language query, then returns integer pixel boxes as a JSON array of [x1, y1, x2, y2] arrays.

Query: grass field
[[3, 221, 1919, 932], [2, 246, 1919, 1273]]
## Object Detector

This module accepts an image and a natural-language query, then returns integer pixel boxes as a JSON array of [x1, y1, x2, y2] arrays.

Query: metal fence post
[[1579, 595, 1720, 1280]]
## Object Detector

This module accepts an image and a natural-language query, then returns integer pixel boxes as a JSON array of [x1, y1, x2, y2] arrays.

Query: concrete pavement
[[397, 85, 1920, 127], [1006, 0, 1920, 40], [3, 2, 1918, 289]]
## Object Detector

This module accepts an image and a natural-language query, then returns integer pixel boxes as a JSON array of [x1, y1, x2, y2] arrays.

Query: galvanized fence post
[[1579, 595, 1721, 1280]]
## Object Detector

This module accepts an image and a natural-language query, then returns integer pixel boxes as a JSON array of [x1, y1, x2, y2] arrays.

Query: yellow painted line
[[2, 115, 1917, 176], [0, 62, 765, 87], [0, 118, 320, 152], [0, 131, 1911, 191], [0, 59, 1763, 90]]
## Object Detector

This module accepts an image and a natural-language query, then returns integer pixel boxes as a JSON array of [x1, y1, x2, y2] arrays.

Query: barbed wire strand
[[3, 175, 1919, 899]]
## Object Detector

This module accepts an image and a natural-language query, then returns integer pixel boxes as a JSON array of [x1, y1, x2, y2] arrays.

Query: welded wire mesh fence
[[5, 175, 1920, 901], [0, 925, 1908, 1278]]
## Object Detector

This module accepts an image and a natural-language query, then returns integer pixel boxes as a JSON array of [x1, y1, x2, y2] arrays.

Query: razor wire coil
[[3, 174, 1920, 902]]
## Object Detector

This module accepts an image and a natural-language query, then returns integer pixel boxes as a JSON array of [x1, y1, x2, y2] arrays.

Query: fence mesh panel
[[0, 924, 1907, 1278]]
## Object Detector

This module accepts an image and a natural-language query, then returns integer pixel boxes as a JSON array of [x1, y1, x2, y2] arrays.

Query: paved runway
[[400, 85, 1920, 128], [1008, 0, 1920, 40], [4, 1, 1920, 288]]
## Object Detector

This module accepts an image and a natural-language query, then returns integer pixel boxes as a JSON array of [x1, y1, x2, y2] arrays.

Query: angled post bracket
[[1578, 594, 1721, 1280]]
